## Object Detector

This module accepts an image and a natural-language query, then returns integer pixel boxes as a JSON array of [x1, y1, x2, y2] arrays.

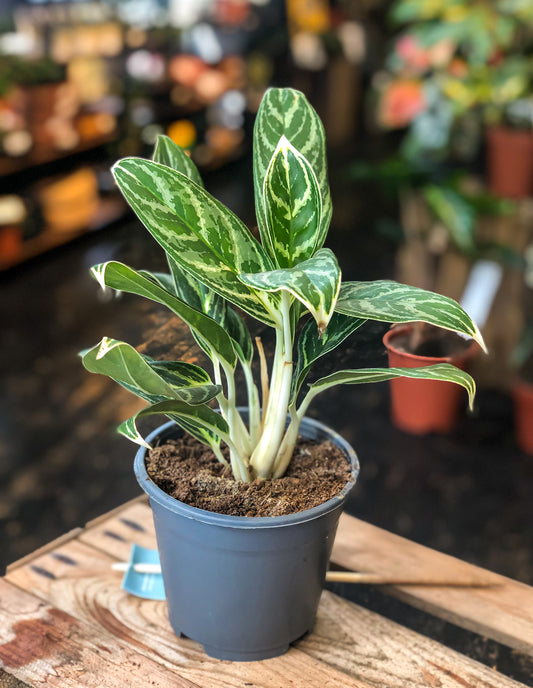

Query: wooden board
[[3, 500, 528, 688], [0, 579, 197, 688], [333, 514, 533, 655]]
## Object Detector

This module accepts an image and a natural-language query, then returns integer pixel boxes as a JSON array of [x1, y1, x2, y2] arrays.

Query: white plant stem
[[250, 293, 294, 478], [242, 359, 261, 447], [272, 386, 321, 478], [211, 442, 229, 467], [221, 361, 251, 459]]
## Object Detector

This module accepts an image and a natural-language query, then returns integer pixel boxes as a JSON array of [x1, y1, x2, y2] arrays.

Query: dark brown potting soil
[[393, 329, 471, 358], [145, 434, 354, 517]]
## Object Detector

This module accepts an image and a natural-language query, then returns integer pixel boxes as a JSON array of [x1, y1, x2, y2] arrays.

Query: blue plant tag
[[121, 544, 165, 601]]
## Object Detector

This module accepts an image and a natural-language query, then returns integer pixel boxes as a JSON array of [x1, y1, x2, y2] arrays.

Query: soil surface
[[392, 326, 472, 358], [145, 434, 354, 517]]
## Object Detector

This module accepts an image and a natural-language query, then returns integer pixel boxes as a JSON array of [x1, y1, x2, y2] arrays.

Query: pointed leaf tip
[[474, 326, 488, 355], [90, 264, 108, 292]]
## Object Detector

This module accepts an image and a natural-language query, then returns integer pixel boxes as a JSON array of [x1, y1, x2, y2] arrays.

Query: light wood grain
[[304, 591, 525, 688], [79, 501, 156, 561], [5, 541, 369, 688], [5, 535, 525, 688], [332, 514, 533, 655], [0, 579, 198, 688]]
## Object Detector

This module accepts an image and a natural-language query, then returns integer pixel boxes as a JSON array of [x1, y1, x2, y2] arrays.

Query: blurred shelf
[[0, 134, 117, 178], [0, 197, 127, 272]]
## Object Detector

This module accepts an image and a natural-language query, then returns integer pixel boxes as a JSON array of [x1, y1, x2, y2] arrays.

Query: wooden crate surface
[[1, 497, 531, 688]]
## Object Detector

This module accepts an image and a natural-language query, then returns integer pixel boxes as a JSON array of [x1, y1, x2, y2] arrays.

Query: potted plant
[[81, 87, 483, 661], [383, 322, 479, 434], [377, 0, 533, 196], [486, 98, 533, 200]]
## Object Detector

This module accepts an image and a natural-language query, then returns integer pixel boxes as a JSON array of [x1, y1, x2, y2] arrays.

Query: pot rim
[[134, 416, 359, 530], [382, 325, 477, 365]]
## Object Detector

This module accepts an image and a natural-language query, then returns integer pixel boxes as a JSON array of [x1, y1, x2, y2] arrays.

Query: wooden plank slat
[[4, 543, 369, 688], [5, 524, 527, 687], [79, 501, 156, 561], [304, 591, 526, 688], [5, 529, 83, 575], [332, 514, 533, 655], [0, 579, 198, 688]]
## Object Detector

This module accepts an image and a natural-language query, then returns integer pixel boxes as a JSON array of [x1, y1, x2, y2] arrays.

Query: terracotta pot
[[486, 126, 533, 199], [512, 380, 533, 455], [383, 326, 477, 435]]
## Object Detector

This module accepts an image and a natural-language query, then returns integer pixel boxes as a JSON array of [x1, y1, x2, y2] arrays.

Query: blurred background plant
[[375, 0, 533, 169]]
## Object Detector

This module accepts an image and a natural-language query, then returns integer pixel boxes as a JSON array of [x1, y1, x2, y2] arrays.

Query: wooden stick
[[325, 570, 501, 588], [110, 563, 500, 587]]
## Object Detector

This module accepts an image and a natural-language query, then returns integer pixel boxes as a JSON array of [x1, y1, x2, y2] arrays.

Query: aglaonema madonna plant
[[82, 87, 485, 483]]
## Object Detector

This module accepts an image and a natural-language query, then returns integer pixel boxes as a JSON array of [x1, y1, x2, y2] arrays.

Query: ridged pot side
[[134, 415, 359, 661]]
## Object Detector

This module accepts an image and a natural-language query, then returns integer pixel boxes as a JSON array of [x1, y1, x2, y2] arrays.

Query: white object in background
[[460, 260, 503, 331], [190, 23, 224, 64]]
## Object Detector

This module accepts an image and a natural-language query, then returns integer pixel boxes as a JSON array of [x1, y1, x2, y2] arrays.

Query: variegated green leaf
[[239, 248, 341, 334], [81, 338, 220, 405], [263, 135, 322, 267], [165, 257, 227, 328], [308, 364, 476, 410], [335, 280, 486, 352], [153, 135, 226, 319], [118, 400, 229, 450], [292, 313, 366, 401], [153, 134, 204, 187], [91, 261, 237, 367], [139, 270, 176, 293], [143, 357, 212, 387], [254, 88, 331, 260], [166, 257, 204, 309], [226, 308, 253, 363], [112, 158, 281, 326]]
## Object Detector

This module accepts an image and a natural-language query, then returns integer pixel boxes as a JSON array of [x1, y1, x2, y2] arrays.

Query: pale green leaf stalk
[[82, 90, 485, 483]]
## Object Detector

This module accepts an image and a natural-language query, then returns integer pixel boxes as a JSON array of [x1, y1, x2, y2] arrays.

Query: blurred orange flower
[[379, 79, 426, 128]]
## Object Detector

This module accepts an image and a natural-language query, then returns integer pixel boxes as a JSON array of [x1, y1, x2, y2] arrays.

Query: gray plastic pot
[[134, 414, 359, 661]]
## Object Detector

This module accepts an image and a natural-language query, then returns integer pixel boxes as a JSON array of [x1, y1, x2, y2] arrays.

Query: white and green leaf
[[153, 134, 204, 188], [112, 158, 281, 326], [239, 248, 341, 334], [292, 313, 366, 401], [91, 261, 237, 367], [335, 280, 486, 351], [166, 256, 204, 310], [81, 338, 220, 406], [254, 88, 331, 260], [263, 135, 322, 267], [153, 136, 226, 318], [307, 364, 476, 410], [143, 357, 212, 387], [118, 400, 230, 450]]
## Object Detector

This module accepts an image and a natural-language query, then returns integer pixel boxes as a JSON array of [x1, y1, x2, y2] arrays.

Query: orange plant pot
[[512, 380, 533, 455], [486, 127, 533, 199], [383, 326, 477, 435]]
